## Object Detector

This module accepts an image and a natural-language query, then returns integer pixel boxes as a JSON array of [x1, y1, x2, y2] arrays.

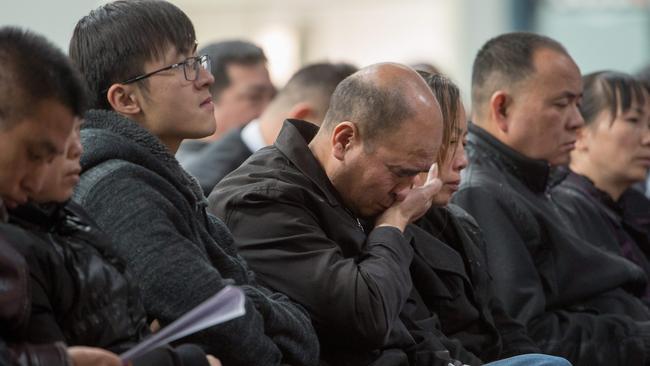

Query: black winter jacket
[[8, 201, 149, 351], [209, 119, 522, 366], [552, 169, 650, 303], [6, 201, 210, 366], [0, 225, 71, 366], [414, 205, 539, 362], [452, 123, 650, 365]]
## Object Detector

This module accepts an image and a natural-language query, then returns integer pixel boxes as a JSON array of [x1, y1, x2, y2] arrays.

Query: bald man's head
[[311, 63, 443, 219], [321, 63, 439, 146]]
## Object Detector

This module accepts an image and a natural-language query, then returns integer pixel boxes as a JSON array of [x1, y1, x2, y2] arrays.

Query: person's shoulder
[[0, 223, 63, 280], [78, 159, 149, 192], [446, 203, 478, 227], [76, 158, 182, 213], [187, 129, 250, 169], [209, 147, 321, 215], [552, 179, 594, 208], [216, 146, 310, 195]]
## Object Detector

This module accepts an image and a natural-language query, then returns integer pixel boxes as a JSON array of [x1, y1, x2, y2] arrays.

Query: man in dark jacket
[[209, 63, 569, 366], [452, 31, 650, 365], [6, 116, 218, 366], [0, 26, 123, 366], [68, 2, 319, 365]]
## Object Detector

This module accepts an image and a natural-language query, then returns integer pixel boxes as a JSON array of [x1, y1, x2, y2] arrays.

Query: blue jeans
[[484, 354, 572, 366]]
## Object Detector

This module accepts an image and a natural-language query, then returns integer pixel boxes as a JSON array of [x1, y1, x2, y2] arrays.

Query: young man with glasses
[[68, 1, 319, 366]]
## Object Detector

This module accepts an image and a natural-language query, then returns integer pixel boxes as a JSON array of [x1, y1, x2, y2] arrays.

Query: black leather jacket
[[8, 201, 149, 352], [210, 120, 507, 366], [414, 205, 539, 362], [0, 228, 71, 366], [452, 123, 650, 365], [5, 201, 209, 366], [552, 169, 650, 304]]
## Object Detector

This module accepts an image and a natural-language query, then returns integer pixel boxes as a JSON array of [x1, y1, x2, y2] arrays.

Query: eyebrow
[[554, 91, 582, 100], [386, 163, 431, 175], [34, 139, 64, 157]]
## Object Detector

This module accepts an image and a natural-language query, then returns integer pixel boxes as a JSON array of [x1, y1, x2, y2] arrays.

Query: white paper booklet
[[120, 285, 246, 362]]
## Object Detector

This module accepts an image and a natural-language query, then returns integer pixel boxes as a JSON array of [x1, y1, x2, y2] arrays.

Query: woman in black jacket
[[551, 71, 650, 303], [7, 120, 220, 366], [411, 72, 561, 363]]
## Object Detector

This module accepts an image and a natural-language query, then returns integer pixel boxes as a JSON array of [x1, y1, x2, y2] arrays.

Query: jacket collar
[[80, 109, 206, 206], [410, 222, 470, 282], [564, 169, 623, 216], [9, 201, 67, 232], [274, 119, 343, 207], [469, 123, 551, 193]]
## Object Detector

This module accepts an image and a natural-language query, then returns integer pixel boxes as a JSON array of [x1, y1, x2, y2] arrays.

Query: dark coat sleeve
[[453, 185, 650, 365], [212, 187, 414, 351], [74, 166, 318, 366], [0, 234, 71, 366]]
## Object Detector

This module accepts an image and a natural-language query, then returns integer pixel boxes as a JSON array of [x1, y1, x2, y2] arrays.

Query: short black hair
[[69, 0, 196, 110], [471, 32, 567, 117], [0, 27, 88, 129], [321, 70, 414, 144], [580, 71, 647, 127], [198, 40, 268, 99], [277, 62, 357, 121], [418, 71, 461, 165]]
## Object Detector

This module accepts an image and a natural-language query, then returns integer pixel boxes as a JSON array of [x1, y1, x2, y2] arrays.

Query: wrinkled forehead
[[377, 122, 439, 162]]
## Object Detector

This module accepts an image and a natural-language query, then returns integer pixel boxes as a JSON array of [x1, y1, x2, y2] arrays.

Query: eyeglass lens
[[183, 56, 210, 81]]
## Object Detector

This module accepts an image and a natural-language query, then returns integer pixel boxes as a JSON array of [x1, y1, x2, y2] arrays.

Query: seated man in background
[[176, 40, 275, 164], [0, 25, 122, 366], [210, 63, 569, 366], [453, 31, 650, 364], [187, 62, 357, 194], [68, 1, 319, 365]]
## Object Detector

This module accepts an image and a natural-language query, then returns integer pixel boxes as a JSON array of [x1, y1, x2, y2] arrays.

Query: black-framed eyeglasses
[[117, 54, 211, 87]]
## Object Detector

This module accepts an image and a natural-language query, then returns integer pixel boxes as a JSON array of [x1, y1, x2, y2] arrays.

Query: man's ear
[[331, 121, 356, 161], [287, 102, 313, 122], [106, 84, 142, 116], [489, 91, 510, 133]]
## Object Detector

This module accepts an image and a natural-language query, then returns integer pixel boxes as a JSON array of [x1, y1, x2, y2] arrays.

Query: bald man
[[209, 64, 569, 366]]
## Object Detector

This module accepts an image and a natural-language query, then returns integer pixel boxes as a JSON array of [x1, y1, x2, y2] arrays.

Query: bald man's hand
[[375, 163, 442, 232]]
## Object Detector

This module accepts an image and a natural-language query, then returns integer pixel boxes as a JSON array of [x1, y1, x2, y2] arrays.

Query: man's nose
[[568, 103, 584, 130]]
